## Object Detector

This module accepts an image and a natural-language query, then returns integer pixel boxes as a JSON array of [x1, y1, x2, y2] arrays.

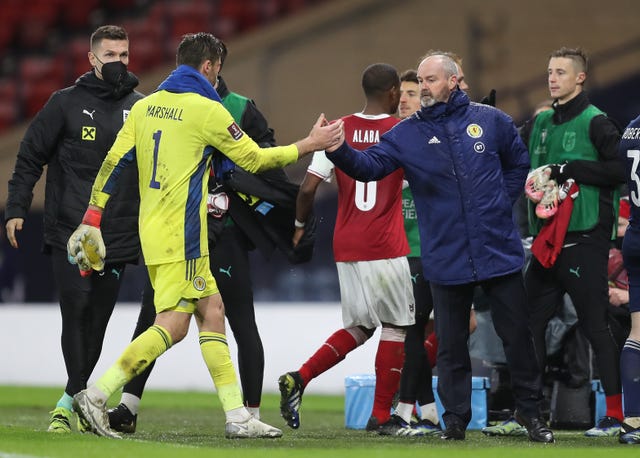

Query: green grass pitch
[[0, 385, 636, 457]]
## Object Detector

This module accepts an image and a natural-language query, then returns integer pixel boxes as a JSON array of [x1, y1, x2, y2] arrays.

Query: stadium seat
[[0, 3, 20, 54], [165, 1, 214, 57], [19, 1, 59, 50], [19, 56, 67, 87], [121, 18, 166, 73], [18, 55, 69, 120], [1, 0, 326, 128], [62, 0, 102, 29], [0, 78, 19, 132], [66, 37, 93, 80], [21, 79, 60, 118], [218, 0, 260, 33], [104, 0, 137, 9]]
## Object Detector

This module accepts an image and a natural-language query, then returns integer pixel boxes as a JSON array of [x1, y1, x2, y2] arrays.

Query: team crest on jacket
[[123, 110, 130, 123], [466, 123, 483, 138], [562, 131, 576, 151], [193, 276, 206, 291], [227, 122, 244, 140]]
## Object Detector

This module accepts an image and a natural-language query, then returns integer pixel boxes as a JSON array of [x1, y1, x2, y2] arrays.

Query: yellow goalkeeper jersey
[[89, 90, 298, 265]]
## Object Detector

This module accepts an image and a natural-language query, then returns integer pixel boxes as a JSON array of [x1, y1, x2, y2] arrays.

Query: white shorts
[[337, 256, 415, 329]]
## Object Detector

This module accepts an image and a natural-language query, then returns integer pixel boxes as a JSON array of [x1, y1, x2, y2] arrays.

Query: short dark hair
[[90, 25, 128, 50], [362, 63, 399, 97], [400, 69, 418, 84], [550, 47, 588, 74], [176, 32, 224, 69], [219, 39, 228, 69]]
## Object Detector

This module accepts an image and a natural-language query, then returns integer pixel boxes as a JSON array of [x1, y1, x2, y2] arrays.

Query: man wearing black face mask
[[4, 25, 144, 433], [94, 55, 129, 96]]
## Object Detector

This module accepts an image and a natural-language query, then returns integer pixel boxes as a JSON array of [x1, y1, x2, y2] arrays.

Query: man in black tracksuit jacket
[[4, 25, 143, 433]]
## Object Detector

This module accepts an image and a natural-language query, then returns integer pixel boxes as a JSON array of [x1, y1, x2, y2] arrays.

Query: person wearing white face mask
[[4, 25, 144, 434]]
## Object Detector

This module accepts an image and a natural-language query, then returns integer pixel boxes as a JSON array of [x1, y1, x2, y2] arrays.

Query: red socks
[[371, 330, 405, 424], [297, 326, 405, 426], [298, 329, 359, 386], [605, 393, 624, 422]]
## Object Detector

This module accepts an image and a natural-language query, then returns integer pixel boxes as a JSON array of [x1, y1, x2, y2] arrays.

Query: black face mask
[[96, 57, 128, 88]]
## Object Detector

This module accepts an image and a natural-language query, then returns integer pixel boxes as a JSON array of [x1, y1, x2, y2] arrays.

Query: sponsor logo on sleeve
[[227, 122, 244, 140]]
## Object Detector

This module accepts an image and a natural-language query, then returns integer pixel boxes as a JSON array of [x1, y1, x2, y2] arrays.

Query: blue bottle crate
[[345, 374, 490, 430]]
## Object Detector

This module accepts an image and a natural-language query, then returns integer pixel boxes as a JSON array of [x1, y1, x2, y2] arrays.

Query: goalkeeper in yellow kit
[[66, 32, 344, 439]]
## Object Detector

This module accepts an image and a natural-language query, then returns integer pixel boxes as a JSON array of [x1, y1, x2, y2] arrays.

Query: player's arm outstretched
[[206, 107, 343, 173]]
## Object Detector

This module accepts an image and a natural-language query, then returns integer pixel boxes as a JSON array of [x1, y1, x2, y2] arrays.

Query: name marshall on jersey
[[146, 104, 184, 121], [352, 129, 381, 144]]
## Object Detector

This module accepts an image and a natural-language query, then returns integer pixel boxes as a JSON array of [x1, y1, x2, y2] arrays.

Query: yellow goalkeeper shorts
[[147, 256, 219, 313]]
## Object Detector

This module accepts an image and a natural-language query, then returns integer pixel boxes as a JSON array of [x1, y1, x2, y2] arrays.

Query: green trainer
[[481, 417, 527, 437], [48, 406, 72, 433], [76, 412, 92, 433], [584, 416, 621, 437]]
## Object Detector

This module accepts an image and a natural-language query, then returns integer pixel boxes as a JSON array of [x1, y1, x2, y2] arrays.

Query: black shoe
[[620, 422, 640, 444], [107, 403, 137, 434], [365, 416, 379, 432], [278, 371, 304, 429], [514, 410, 554, 443], [440, 423, 465, 440], [376, 414, 410, 436]]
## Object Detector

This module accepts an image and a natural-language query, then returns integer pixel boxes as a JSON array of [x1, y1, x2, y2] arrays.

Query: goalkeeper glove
[[67, 208, 105, 276], [535, 180, 559, 219], [525, 165, 551, 203]]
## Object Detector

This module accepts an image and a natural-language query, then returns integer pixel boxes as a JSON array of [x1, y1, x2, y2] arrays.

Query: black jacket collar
[[552, 91, 590, 125], [75, 70, 139, 100], [215, 76, 230, 99]]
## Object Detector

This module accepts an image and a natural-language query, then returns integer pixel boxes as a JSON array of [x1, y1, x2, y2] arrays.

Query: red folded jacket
[[531, 182, 580, 268]]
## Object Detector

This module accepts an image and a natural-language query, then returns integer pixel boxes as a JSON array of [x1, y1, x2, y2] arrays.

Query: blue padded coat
[[328, 90, 529, 285]]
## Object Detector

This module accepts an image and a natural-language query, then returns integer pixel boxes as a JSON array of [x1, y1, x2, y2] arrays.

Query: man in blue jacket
[[326, 53, 553, 443]]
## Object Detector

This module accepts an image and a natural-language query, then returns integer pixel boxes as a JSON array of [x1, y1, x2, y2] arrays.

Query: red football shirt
[[308, 113, 408, 261]]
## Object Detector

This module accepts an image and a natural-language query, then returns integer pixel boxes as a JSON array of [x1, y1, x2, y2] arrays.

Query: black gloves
[[480, 89, 496, 107], [546, 162, 571, 183]]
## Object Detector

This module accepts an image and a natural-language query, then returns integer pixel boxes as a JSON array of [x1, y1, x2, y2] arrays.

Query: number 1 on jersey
[[150, 130, 162, 189]]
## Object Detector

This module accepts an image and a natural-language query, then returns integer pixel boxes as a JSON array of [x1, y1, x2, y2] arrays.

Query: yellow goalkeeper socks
[[199, 331, 244, 413], [93, 325, 173, 400]]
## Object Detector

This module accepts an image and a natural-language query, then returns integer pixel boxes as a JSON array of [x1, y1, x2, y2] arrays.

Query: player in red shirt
[[278, 63, 414, 432]]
